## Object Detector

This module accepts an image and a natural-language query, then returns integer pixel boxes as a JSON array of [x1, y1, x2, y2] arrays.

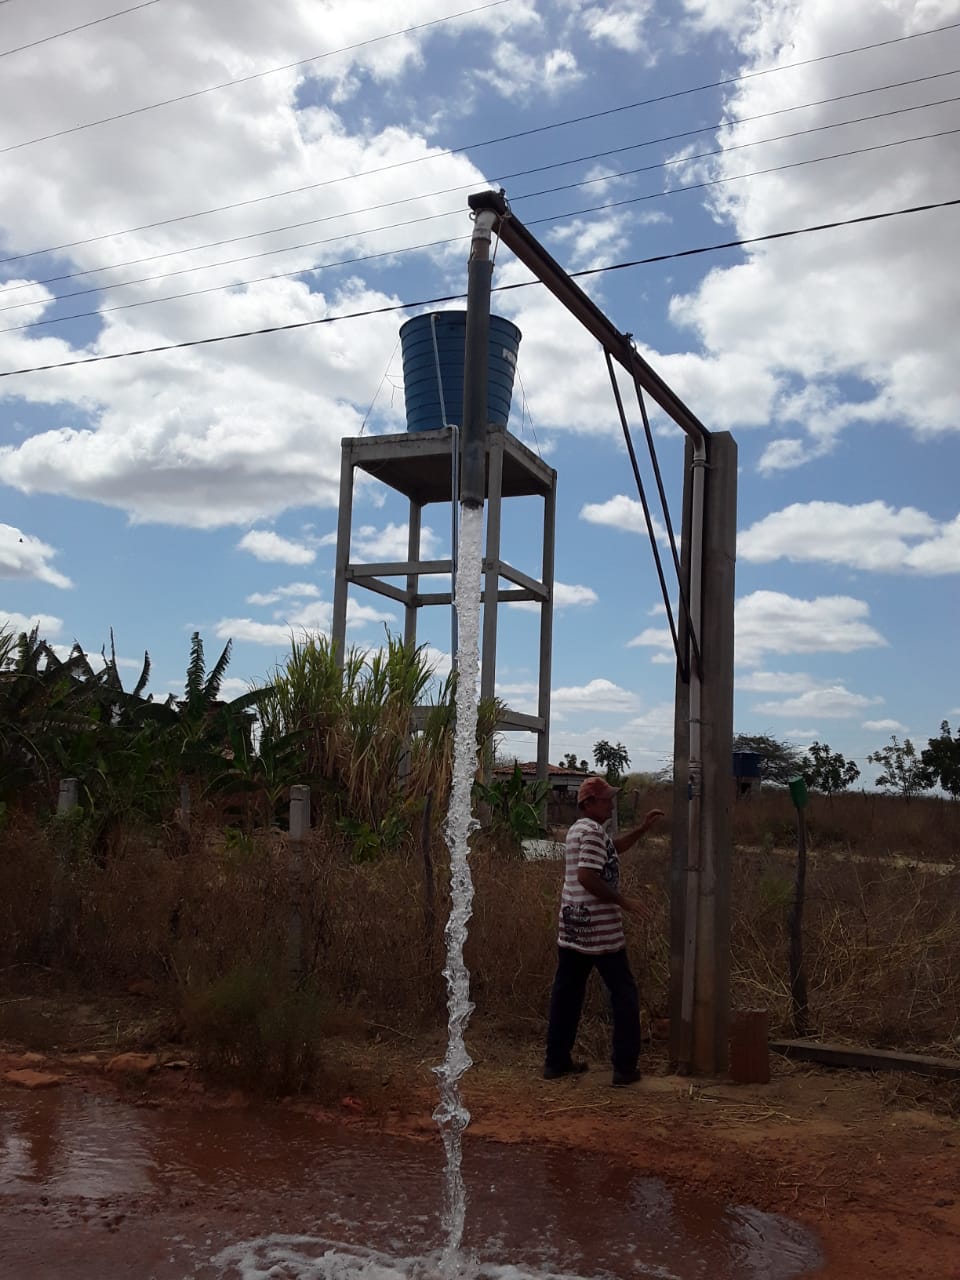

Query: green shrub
[[184, 961, 324, 1093]]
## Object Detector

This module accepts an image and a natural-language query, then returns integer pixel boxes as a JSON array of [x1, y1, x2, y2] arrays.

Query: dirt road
[[1, 1029, 958, 1280]]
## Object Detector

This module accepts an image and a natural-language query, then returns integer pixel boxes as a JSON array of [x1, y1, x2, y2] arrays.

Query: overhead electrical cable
[[3, 123, 957, 335], [0, 0, 163, 59], [1, 196, 956, 378], [0, 0, 514, 154], [2, 78, 957, 305], [1, 16, 959, 236]]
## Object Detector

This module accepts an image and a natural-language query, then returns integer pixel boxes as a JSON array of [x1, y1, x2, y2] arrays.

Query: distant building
[[491, 760, 590, 800]]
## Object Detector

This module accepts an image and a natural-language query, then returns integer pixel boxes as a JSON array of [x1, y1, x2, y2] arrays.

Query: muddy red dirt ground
[[2, 1019, 958, 1280]]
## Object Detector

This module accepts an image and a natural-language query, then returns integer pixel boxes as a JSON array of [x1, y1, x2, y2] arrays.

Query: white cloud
[[246, 581, 321, 605], [580, 494, 669, 541], [552, 677, 641, 711], [215, 596, 395, 646], [218, 676, 255, 700], [582, 0, 654, 52], [665, 0, 960, 451], [0, 610, 63, 638], [739, 501, 959, 573], [753, 685, 882, 718], [238, 530, 316, 565], [863, 718, 908, 733], [904, 514, 960, 574], [549, 214, 632, 270], [0, 1, 531, 529], [0, 523, 72, 588], [627, 625, 673, 652], [736, 670, 818, 693], [351, 522, 440, 561], [735, 590, 887, 665], [510, 581, 599, 613], [681, 0, 757, 35], [756, 439, 819, 474], [477, 42, 584, 98]]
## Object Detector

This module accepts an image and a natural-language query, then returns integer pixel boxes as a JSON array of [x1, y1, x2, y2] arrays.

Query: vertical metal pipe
[[537, 483, 557, 785], [405, 499, 422, 651], [480, 430, 503, 711], [450, 425, 460, 663], [461, 210, 497, 508], [331, 446, 354, 670]]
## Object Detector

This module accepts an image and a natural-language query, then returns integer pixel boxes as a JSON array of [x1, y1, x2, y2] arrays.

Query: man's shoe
[[611, 1067, 642, 1087], [543, 1060, 588, 1080]]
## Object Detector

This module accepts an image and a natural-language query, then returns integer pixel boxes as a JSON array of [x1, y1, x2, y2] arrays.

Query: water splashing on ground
[[432, 503, 484, 1271]]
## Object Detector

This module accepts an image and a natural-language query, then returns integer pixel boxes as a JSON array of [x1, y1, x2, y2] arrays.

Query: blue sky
[[1, 0, 958, 784]]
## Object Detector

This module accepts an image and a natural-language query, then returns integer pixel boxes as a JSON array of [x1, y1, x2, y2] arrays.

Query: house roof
[[492, 761, 590, 779]]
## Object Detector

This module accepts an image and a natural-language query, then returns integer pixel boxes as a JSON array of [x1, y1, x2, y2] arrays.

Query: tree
[[801, 741, 860, 794], [921, 721, 960, 798], [561, 752, 588, 770], [593, 739, 630, 784], [733, 732, 804, 786], [473, 762, 550, 853], [867, 735, 934, 798]]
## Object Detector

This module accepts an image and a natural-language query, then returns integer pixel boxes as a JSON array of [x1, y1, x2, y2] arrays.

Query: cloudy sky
[[1, 0, 958, 783]]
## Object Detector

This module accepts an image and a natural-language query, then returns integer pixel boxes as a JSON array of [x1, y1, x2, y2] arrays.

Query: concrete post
[[289, 784, 310, 841], [287, 784, 311, 980], [670, 432, 737, 1074], [178, 781, 191, 831], [331, 449, 355, 668], [57, 778, 79, 814]]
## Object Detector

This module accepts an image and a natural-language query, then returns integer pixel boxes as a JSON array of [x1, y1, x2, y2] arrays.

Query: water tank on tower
[[399, 311, 521, 432]]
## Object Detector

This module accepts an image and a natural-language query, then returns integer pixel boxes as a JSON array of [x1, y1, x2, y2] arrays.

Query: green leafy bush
[[184, 961, 324, 1093]]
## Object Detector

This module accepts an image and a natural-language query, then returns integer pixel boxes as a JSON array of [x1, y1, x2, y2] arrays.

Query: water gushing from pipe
[[433, 503, 484, 1273]]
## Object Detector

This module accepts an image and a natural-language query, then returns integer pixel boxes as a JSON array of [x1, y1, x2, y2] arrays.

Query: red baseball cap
[[577, 776, 619, 804]]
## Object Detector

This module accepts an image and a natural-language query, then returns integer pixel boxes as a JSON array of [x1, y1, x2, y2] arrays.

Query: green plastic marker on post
[[788, 776, 809, 810]]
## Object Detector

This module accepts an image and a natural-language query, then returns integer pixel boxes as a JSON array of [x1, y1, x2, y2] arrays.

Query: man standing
[[543, 775, 664, 1086]]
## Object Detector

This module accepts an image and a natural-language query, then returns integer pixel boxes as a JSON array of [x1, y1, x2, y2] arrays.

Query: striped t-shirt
[[557, 816, 625, 954]]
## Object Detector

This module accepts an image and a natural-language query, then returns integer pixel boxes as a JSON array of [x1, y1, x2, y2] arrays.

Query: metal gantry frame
[[461, 190, 738, 1077], [329, 424, 558, 779]]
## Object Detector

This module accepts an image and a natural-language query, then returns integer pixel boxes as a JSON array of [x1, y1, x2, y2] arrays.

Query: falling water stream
[[432, 502, 484, 1271]]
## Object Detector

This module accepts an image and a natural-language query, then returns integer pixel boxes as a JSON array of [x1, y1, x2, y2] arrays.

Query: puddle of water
[[0, 1087, 821, 1280]]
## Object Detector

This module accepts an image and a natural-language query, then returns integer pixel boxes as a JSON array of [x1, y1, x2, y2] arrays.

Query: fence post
[[57, 778, 79, 814], [287, 785, 311, 981], [787, 776, 810, 1037], [178, 781, 191, 831]]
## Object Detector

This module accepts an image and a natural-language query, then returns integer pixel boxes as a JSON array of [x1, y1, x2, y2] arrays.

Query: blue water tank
[[732, 751, 764, 779], [399, 311, 521, 432]]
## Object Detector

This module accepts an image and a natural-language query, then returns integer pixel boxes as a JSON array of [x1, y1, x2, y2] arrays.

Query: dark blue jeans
[[545, 946, 641, 1074]]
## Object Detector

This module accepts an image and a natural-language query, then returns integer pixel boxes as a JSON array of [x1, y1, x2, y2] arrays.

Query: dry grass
[[1, 792, 958, 1077]]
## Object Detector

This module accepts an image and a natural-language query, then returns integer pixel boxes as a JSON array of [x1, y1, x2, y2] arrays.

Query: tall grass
[[2, 795, 958, 1067], [257, 636, 502, 849]]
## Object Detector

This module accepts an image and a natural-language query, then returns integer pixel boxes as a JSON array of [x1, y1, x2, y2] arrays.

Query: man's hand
[[641, 808, 666, 832], [614, 808, 667, 853]]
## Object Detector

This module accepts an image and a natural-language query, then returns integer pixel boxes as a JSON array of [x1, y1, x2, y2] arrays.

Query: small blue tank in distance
[[399, 311, 522, 432], [732, 751, 763, 779]]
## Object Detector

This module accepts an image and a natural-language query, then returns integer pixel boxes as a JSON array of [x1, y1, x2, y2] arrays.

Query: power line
[[0, 0, 514, 155], [3, 18, 959, 248], [3, 68, 956, 300], [1, 196, 956, 379], [3, 119, 957, 333], [0, 0, 162, 59]]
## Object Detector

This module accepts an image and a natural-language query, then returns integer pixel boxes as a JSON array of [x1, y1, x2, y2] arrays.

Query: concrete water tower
[[330, 310, 558, 780]]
